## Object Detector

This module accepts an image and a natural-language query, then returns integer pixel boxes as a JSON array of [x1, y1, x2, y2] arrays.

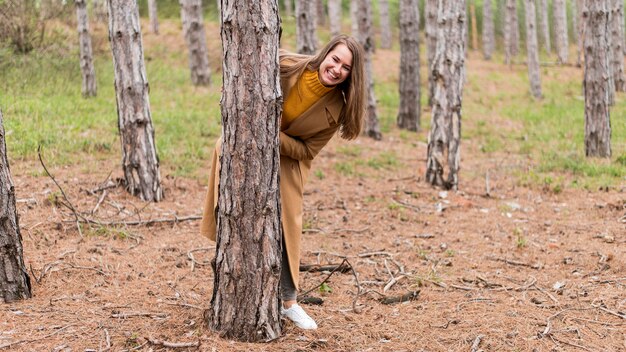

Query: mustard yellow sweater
[[282, 70, 334, 130]]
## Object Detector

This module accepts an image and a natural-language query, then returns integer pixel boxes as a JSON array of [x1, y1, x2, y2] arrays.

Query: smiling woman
[[201, 35, 366, 330]]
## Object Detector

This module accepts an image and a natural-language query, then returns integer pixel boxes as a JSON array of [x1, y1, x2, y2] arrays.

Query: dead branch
[[383, 274, 406, 292], [332, 226, 370, 234], [299, 258, 352, 298], [487, 256, 542, 269], [299, 263, 352, 273], [91, 189, 107, 215], [0, 324, 75, 349], [147, 337, 199, 348], [66, 215, 202, 227], [358, 251, 393, 258], [592, 304, 626, 320], [379, 290, 420, 305], [187, 247, 215, 272], [391, 197, 420, 211], [111, 312, 168, 319], [431, 319, 460, 329], [161, 301, 203, 310], [470, 335, 484, 352], [533, 283, 560, 305]]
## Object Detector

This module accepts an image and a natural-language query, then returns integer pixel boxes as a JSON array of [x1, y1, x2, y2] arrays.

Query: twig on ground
[[91, 190, 107, 215], [146, 337, 199, 348], [470, 335, 484, 352], [449, 284, 475, 291], [534, 283, 560, 305], [391, 197, 420, 211], [187, 247, 215, 272], [299, 263, 351, 273], [538, 308, 572, 339], [379, 290, 420, 305], [0, 324, 75, 349], [456, 298, 495, 312], [592, 304, 626, 320], [383, 274, 406, 292], [431, 319, 460, 329], [299, 259, 352, 299], [331, 226, 370, 234], [111, 312, 168, 319], [487, 256, 542, 269], [358, 251, 393, 258], [161, 301, 203, 310]]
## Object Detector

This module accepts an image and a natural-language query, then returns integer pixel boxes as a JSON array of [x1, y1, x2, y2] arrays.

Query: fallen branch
[[66, 215, 202, 227], [299, 263, 352, 273], [187, 247, 215, 272], [358, 251, 393, 258], [487, 256, 542, 269], [379, 290, 420, 305], [111, 312, 168, 319], [147, 337, 199, 348], [391, 197, 420, 211], [592, 304, 626, 320], [470, 335, 484, 352], [0, 324, 75, 349], [299, 259, 351, 299]]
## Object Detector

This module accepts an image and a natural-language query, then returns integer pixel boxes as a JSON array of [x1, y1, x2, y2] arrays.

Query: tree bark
[[553, 0, 568, 64], [525, 0, 542, 99], [316, 0, 326, 26], [108, 0, 163, 202], [425, 0, 438, 106], [147, 0, 159, 34], [328, 0, 342, 37], [504, 0, 518, 64], [75, 0, 97, 97], [180, 0, 211, 86], [482, 0, 495, 60], [610, 0, 625, 92], [426, 0, 466, 191], [510, 0, 519, 56], [93, 0, 108, 22], [398, 0, 420, 131], [357, 0, 381, 140], [350, 0, 359, 37], [538, 0, 551, 54], [583, 0, 612, 158], [296, 0, 317, 54], [576, 0, 584, 66], [0, 109, 32, 303], [283, 0, 292, 17], [208, 0, 282, 341], [379, 0, 392, 49], [470, 2, 478, 51]]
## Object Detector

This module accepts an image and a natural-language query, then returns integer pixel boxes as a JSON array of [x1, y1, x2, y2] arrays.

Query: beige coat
[[200, 62, 345, 289]]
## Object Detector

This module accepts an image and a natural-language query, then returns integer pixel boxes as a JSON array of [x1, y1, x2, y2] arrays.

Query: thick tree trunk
[[316, 0, 326, 26], [148, 0, 159, 34], [576, 0, 584, 66], [553, 0, 568, 64], [328, 0, 342, 37], [425, 0, 437, 106], [75, 0, 97, 97], [426, 0, 466, 191], [398, 0, 420, 131], [583, 0, 612, 158], [0, 110, 32, 303], [108, 0, 163, 202], [296, 0, 317, 54], [610, 0, 626, 92], [525, 0, 542, 99], [379, 0, 392, 49], [357, 0, 381, 140], [283, 0, 292, 17], [180, 0, 211, 86], [208, 0, 282, 341], [482, 0, 495, 60], [470, 2, 478, 51], [539, 0, 551, 54]]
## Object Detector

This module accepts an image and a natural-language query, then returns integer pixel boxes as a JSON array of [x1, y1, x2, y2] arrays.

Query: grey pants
[[280, 247, 297, 301]]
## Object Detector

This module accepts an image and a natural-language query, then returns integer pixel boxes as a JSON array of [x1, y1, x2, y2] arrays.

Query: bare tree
[[180, 0, 211, 86], [357, 0, 381, 140], [148, 0, 159, 34], [610, 0, 625, 92], [75, 0, 96, 97], [426, 0, 466, 190], [208, 0, 282, 341], [538, 0, 551, 54], [0, 109, 32, 303], [553, 0, 568, 64], [316, 0, 326, 26], [425, 0, 438, 106], [583, 0, 612, 158], [328, 0, 342, 37], [525, 0, 542, 99], [296, 0, 317, 54], [283, 0, 292, 17], [379, 0, 392, 49], [108, 0, 163, 202], [398, 0, 420, 131], [482, 0, 495, 60]]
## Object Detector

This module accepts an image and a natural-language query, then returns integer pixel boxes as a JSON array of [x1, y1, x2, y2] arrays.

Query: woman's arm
[[280, 125, 339, 161]]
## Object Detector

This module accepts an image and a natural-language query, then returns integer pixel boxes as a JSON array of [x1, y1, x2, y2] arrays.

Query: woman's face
[[318, 43, 353, 87]]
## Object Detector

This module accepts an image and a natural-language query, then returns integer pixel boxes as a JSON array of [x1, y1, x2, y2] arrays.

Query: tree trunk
[[398, 0, 420, 131], [328, 0, 342, 37], [538, 0, 551, 54], [283, 0, 292, 17], [208, 0, 282, 341], [108, 0, 163, 202], [470, 2, 478, 51], [379, 0, 392, 49], [75, 0, 97, 97], [510, 0, 519, 56], [482, 0, 495, 60], [525, 0, 542, 99], [296, 0, 317, 54], [180, 0, 211, 86], [583, 0, 612, 158], [357, 0, 381, 140], [576, 0, 584, 66], [148, 0, 159, 34], [93, 0, 108, 22], [553, 0, 568, 64], [610, 0, 626, 92], [0, 109, 32, 303], [316, 0, 326, 26], [350, 0, 358, 37], [425, 0, 438, 106], [426, 0, 466, 191], [504, 0, 518, 64]]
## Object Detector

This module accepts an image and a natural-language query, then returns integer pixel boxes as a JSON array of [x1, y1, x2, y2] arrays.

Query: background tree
[[538, 0, 550, 54], [610, 0, 625, 92], [525, 0, 542, 99], [357, 0, 382, 140], [328, 0, 342, 37], [148, 0, 159, 34], [75, 0, 97, 97], [504, 0, 518, 64], [93, 0, 108, 22], [180, 0, 211, 86], [482, 0, 495, 60], [583, 0, 612, 158], [296, 0, 317, 54], [576, 0, 584, 66], [208, 0, 283, 341], [316, 0, 326, 26], [379, 0, 392, 49], [426, 0, 466, 190], [425, 0, 438, 106], [469, 1, 479, 51], [0, 109, 32, 303], [397, 0, 420, 131], [283, 0, 292, 17], [553, 0, 568, 64], [350, 0, 359, 36], [108, 0, 163, 202]]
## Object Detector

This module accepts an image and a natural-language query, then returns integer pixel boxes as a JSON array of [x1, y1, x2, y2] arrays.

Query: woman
[[201, 35, 365, 330]]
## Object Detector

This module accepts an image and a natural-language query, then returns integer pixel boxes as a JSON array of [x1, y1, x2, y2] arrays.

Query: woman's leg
[[280, 247, 297, 307]]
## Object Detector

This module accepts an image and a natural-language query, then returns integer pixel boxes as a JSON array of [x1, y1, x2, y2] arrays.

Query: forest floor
[[2, 20, 626, 352]]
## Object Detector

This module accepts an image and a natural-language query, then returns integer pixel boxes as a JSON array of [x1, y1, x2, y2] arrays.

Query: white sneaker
[[280, 304, 318, 330]]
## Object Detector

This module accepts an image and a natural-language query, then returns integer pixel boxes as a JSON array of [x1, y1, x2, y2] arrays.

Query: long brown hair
[[280, 35, 365, 140]]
